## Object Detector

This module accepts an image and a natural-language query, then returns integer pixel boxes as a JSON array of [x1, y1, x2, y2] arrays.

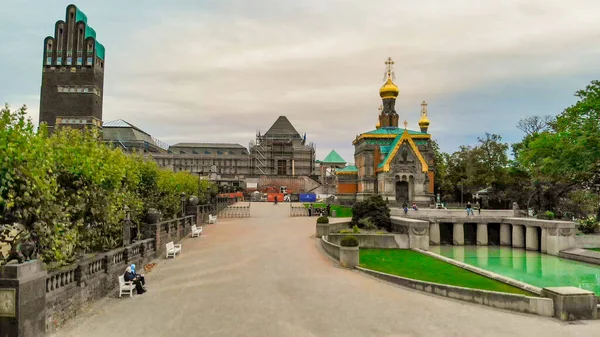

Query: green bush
[[340, 235, 359, 247], [578, 216, 599, 234], [0, 105, 216, 267], [351, 195, 391, 231], [352, 225, 360, 233], [358, 217, 378, 230], [317, 216, 329, 224]]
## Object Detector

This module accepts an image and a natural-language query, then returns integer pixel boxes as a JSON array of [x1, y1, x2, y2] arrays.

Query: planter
[[340, 246, 359, 268], [145, 209, 161, 224], [316, 223, 329, 238]]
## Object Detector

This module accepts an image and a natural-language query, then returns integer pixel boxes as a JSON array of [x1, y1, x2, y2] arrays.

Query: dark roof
[[170, 143, 246, 149], [103, 119, 150, 136], [264, 116, 300, 138]]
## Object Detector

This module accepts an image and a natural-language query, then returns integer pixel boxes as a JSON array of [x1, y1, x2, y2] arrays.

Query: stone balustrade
[[219, 204, 251, 218], [391, 214, 578, 256], [290, 205, 309, 217]]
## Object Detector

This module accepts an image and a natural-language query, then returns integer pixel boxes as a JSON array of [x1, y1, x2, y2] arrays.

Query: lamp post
[[180, 192, 187, 217], [595, 183, 600, 221], [123, 205, 132, 246]]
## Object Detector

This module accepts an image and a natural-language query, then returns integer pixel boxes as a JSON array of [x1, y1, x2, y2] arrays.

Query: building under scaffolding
[[249, 116, 316, 176]]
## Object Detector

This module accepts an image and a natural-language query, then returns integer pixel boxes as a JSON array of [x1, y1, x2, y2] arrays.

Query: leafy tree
[[0, 104, 216, 266]]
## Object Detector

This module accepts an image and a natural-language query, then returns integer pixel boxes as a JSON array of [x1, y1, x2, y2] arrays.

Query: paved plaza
[[52, 203, 600, 337]]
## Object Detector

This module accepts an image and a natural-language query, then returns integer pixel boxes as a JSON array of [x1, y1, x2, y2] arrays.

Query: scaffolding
[[248, 131, 316, 176]]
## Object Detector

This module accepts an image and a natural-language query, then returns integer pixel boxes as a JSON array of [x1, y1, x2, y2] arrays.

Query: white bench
[[191, 224, 203, 238], [208, 214, 217, 224], [118, 275, 135, 298], [165, 241, 182, 259]]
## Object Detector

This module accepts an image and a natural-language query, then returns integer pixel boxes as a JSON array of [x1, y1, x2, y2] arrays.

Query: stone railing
[[45, 264, 79, 298], [41, 215, 193, 333], [290, 204, 308, 217], [219, 204, 251, 218]]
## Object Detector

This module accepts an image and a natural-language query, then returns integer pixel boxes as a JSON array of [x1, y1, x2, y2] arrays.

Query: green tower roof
[[320, 150, 346, 165]]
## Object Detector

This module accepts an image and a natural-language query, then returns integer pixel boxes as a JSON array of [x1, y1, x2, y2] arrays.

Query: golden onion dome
[[379, 77, 399, 99], [418, 115, 430, 127]]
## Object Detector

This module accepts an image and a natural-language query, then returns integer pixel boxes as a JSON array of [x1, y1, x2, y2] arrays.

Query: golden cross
[[384, 57, 396, 80], [378, 105, 383, 112], [404, 120, 408, 129]]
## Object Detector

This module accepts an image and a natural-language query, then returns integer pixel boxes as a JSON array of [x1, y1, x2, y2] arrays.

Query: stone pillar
[[512, 224, 524, 248], [453, 223, 464, 245], [476, 224, 488, 245], [408, 224, 430, 250], [0, 260, 47, 337], [556, 227, 577, 253], [429, 222, 440, 245], [500, 223, 512, 246], [526, 226, 539, 251], [541, 287, 598, 321], [540, 227, 548, 253]]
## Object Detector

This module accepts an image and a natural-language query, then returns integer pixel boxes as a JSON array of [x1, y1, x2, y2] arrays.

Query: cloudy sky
[[1, 0, 599, 163]]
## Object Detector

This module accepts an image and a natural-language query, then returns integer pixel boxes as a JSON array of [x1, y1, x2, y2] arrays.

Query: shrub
[[578, 216, 599, 234], [351, 195, 391, 231], [0, 105, 217, 267], [358, 217, 378, 230], [340, 235, 359, 247], [317, 216, 329, 224], [352, 225, 360, 233], [536, 210, 556, 220]]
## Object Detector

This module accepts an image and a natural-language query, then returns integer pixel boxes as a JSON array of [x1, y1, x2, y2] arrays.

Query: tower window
[[56, 57, 62, 65], [46, 57, 52, 65]]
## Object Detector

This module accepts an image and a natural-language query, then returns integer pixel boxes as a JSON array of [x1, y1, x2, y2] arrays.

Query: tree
[[516, 115, 553, 136], [514, 80, 600, 215]]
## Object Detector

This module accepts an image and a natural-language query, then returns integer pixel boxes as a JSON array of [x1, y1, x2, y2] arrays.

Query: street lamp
[[594, 183, 600, 221], [180, 192, 187, 217]]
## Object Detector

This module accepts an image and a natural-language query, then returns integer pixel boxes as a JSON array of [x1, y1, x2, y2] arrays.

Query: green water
[[429, 246, 600, 296]]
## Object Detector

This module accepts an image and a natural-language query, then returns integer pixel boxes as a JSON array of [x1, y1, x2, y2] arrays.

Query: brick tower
[[39, 4, 105, 133]]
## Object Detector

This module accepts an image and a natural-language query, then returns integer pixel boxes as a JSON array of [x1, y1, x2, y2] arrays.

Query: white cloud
[[2, 0, 600, 163]]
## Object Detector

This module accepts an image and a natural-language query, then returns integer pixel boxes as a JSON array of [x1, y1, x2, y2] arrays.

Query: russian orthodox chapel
[[337, 57, 435, 206]]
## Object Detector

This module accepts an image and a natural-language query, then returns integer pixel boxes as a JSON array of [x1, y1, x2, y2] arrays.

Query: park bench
[[191, 224, 203, 238], [208, 214, 217, 224], [118, 275, 135, 298], [165, 241, 182, 259]]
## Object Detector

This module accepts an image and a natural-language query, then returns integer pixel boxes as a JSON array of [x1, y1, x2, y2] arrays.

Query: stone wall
[[44, 215, 194, 333], [327, 234, 403, 249], [575, 234, 600, 248], [357, 267, 554, 317], [321, 236, 340, 260]]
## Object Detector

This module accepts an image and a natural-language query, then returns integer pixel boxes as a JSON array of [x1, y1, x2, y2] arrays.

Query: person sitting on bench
[[124, 265, 146, 294]]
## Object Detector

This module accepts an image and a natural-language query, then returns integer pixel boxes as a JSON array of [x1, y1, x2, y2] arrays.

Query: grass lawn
[[303, 203, 353, 217], [360, 249, 535, 296], [587, 248, 600, 252]]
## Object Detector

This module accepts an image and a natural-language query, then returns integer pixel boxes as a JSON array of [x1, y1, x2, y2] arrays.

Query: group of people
[[308, 203, 330, 217], [402, 202, 419, 215], [124, 264, 147, 295], [466, 201, 481, 215]]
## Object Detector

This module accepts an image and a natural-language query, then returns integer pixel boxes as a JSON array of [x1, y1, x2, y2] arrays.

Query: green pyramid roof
[[321, 150, 346, 165]]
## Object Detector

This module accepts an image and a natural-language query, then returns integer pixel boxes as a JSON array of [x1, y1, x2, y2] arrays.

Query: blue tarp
[[299, 193, 317, 203]]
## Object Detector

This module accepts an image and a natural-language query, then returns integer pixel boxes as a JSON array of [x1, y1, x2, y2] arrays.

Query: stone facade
[[39, 5, 105, 133]]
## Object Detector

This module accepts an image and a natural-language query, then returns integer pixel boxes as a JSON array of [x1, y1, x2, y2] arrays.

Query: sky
[[1, 0, 600, 164]]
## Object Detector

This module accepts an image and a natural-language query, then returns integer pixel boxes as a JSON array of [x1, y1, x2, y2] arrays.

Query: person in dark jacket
[[124, 266, 145, 294], [402, 201, 408, 215], [326, 204, 331, 217]]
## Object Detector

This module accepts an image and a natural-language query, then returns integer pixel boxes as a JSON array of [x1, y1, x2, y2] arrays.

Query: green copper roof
[[380, 145, 392, 154], [337, 165, 357, 173], [378, 134, 404, 169], [321, 150, 346, 164], [363, 127, 427, 135], [75, 6, 105, 60]]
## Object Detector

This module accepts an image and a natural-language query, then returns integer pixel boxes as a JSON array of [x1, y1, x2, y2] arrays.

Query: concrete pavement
[[51, 203, 600, 337]]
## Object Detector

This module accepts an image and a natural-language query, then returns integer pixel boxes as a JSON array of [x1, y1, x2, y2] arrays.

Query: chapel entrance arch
[[395, 181, 409, 202]]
